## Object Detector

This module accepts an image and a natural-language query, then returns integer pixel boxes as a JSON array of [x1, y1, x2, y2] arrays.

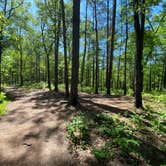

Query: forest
[[0, 0, 166, 165]]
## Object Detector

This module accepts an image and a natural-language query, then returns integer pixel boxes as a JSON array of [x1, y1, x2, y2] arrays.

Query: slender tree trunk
[[46, 54, 51, 90], [107, 0, 116, 95], [35, 53, 38, 83], [124, 0, 128, 95], [19, 44, 23, 86], [41, 21, 52, 90], [149, 64, 152, 91], [117, 55, 121, 89], [0, 32, 3, 91], [0, 44, 2, 91], [94, 0, 99, 94], [71, 0, 80, 105], [61, 0, 69, 97], [80, 0, 88, 90], [133, 0, 145, 108], [106, 0, 109, 90], [92, 10, 95, 89], [163, 56, 166, 88], [54, 11, 61, 92]]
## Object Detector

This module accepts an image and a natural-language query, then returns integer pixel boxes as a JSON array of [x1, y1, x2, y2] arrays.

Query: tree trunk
[[0, 31, 3, 91], [0, 42, 2, 91], [163, 56, 166, 88], [149, 64, 152, 91], [19, 44, 23, 87], [117, 55, 121, 89], [94, 0, 99, 94], [54, 10, 61, 92], [133, 0, 145, 108], [107, 0, 116, 95], [124, 0, 128, 95], [46, 54, 51, 90], [80, 0, 88, 90], [61, 0, 69, 97], [70, 0, 80, 105], [106, 0, 109, 90]]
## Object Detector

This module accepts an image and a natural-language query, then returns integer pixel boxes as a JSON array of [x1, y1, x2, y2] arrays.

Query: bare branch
[[7, 0, 24, 19]]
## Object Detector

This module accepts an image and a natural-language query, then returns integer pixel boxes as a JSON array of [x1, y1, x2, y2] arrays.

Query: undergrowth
[[0, 92, 9, 115], [67, 104, 166, 165]]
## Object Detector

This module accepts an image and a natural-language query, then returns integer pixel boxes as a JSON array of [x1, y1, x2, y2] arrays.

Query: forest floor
[[0, 87, 165, 166]]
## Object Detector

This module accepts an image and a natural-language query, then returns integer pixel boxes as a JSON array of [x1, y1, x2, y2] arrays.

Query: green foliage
[[20, 82, 47, 90], [0, 92, 9, 115], [67, 115, 89, 145], [92, 146, 111, 161], [80, 86, 93, 93], [94, 113, 139, 157], [95, 113, 115, 126], [95, 113, 132, 138], [127, 88, 134, 96], [160, 159, 166, 166], [131, 113, 144, 128], [113, 137, 140, 156], [0, 92, 7, 103]]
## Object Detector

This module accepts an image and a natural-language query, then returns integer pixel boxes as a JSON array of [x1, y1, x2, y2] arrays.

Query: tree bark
[[70, 0, 80, 105], [80, 0, 88, 90], [124, 0, 128, 95], [94, 0, 99, 94], [61, 0, 69, 97], [163, 56, 166, 88], [54, 9, 61, 92], [107, 0, 116, 95], [19, 43, 23, 87], [106, 0, 109, 90], [133, 0, 145, 108], [0, 34, 2, 91]]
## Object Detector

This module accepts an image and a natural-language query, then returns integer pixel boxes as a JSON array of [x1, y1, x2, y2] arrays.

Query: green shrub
[[127, 88, 134, 96], [113, 137, 140, 156], [92, 146, 111, 161], [95, 113, 115, 126], [67, 115, 89, 145], [0, 92, 9, 115], [97, 125, 112, 137], [0, 92, 7, 103]]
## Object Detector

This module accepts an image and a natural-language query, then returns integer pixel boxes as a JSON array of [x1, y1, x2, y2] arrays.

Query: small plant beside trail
[[67, 115, 89, 146], [0, 92, 9, 115]]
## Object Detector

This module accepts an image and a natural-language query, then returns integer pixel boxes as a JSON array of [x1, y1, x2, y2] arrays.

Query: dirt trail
[[0, 87, 136, 166], [0, 87, 79, 166]]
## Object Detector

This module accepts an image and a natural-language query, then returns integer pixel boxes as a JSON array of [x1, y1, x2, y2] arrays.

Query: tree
[[106, 0, 116, 95], [93, 0, 99, 94], [133, 0, 145, 108], [80, 0, 88, 90], [0, 0, 24, 90], [41, 20, 53, 90], [60, 0, 69, 97], [123, 0, 128, 95], [70, 0, 80, 105]]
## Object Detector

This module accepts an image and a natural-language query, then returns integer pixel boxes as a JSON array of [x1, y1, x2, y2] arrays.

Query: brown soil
[[0, 87, 165, 166]]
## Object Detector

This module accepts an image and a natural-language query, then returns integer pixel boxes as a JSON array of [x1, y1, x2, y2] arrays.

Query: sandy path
[[0, 87, 78, 166]]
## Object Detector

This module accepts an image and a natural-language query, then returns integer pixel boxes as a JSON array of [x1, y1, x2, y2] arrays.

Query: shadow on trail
[[1, 88, 165, 166]]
